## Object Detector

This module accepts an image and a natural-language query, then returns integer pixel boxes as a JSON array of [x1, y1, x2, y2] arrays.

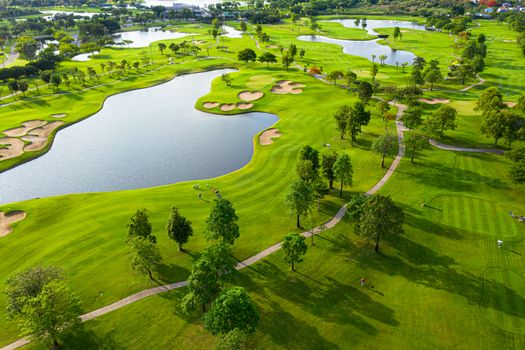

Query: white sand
[[0, 211, 26, 237], [271, 80, 305, 95], [203, 102, 220, 109], [418, 98, 450, 104], [259, 128, 282, 145], [220, 104, 236, 112], [236, 102, 253, 110], [22, 121, 64, 152], [0, 137, 25, 160], [238, 90, 264, 101], [3, 120, 47, 137]]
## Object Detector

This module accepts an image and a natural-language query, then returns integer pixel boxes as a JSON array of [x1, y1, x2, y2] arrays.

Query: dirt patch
[[419, 98, 450, 104], [3, 120, 47, 137], [22, 121, 64, 152], [236, 102, 253, 110], [0, 211, 26, 237], [203, 102, 220, 109], [259, 128, 282, 145], [238, 90, 264, 101], [51, 113, 67, 118], [506, 101, 517, 108], [271, 80, 305, 95], [0, 137, 25, 160], [220, 104, 236, 112]]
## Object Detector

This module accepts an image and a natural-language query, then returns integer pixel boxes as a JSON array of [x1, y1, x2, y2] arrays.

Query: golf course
[[1, 2, 525, 349]]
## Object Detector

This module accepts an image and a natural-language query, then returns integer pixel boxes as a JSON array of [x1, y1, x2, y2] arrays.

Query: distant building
[[172, 3, 211, 18]]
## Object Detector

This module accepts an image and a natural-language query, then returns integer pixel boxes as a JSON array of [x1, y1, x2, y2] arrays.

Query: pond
[[41, 10, 104, 20], [297, 19, 427, 66], [326, 19, 426, 36], [71, 51, 99, 62], [112, 27, 191, 48], [222, 25, 243, 39], [0, 69, 278, 205]]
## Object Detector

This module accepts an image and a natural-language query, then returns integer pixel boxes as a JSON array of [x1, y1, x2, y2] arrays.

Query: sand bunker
[[236, 102, 253, 110], [0, 137, 25, 160], [503, 39, 515, 43], [271, 80, 305, 95], [0, 211, 26, 237], [22, 121, 64, 152], [266, 45, 278, 49], [3, 120, 47, 137], [220, 104, 236, 112], [51, 114, 67, 118], [506, 101, 517, 107], [259, 128, 282, 145], [238, 91, 264, 101], [419, 98, 450, 104], [203, 102, 220, 109]]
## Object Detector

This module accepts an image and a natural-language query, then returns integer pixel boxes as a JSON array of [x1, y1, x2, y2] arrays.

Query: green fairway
[[1, 13, 525, 349]]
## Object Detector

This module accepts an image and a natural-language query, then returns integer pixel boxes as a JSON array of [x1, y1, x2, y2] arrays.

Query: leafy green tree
[[405, 130, 427, 163], [299, 145, 320, 172], [285, 179, 315, 228], [299, 48, 306, 59], [403, 105, 423, 129], [372, 133, 397, 168], [166, 207, 193, 251], [334, 105, 350, 139], [212, 18, 220, 29], [476, 87, 505, 116], [289, 43, 297, 58], [127, 208, 156, 243], [18, 79, 28, 96], [333, 154, 353, 197], [450, 59, 476, 85], [510, 160, 525, 184], [423, 59, 442, 91], [258, 52, 277, 67], [240, 21, 247, 32], [5, 267, 82, 348], [327, 70, 344, 85], [128, 236, 162, 280], [202, 243, 236, 280], [282, 232, 308, 271], [221, 73, 232, 86], [214, 328, 248, 350], [50, 74, 62, 91], [181, 257, 222, 313], [378, 54, 388, 65], [355, 195, 404, 253], [347, 194, 371, 220], [431, 105, 457, 138], [15, 36, 38, 60], [358, 81, 373, 104], [345, 70, 357, 88], [377, 100, 391, 121], [353, 101, 371, 131], [370, 63, 379, 80], [158, 42, 166, 54], [281, 53, 294, 71], [393, 26, 401, 40], [237, 48, 257, 64], [296, 159, 317, 184], [206, 198, 240, 244], [321, 152, 338, 189], [204, 287, 259, 335]]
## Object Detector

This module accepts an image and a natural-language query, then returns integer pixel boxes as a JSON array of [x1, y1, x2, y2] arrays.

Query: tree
[[327, 70, 344, 85], [333, 154, 353, 197], [214, 328, 248, 350], [5, 267, 82, 348], [166, 207, 193, 251], [355, 195, 404, 253], [372, 132, 397, 168], [393, 26, 401, 41], [370, 63, 379, 80], [345, 70, 357, 88], [202, 243, 236, 280], [158, 42, 166, 54], [431, 105, 457, 138], [128, 236, 162, 280], [50, 74, 61, 91], [221, 73, 232, 86], [18, 79, 28, 96], [289, 43, 298, 58], [258, 52, 277, 67], [299, 48, 306, 59], [476, 87, 505, 116], [377, 100, 391, 121], [450, 59, 476, 85], [204, 287, 259, 335], [378, 54, 387, 65], [182, 257, 222, 313], [281, 232, 308, 271], [401, 61, 408, 73], [282, 53, 294, 71], [285, 179, 315, 228], [403, 106, 423, 129], [321, 152, 338, 189], [405, 130, 427, 163], [7, 79, 19, 96], [237, 48, 257, 64], [353, 101, 371, 131], [240, 21, 247, 32], [15, 36, 38, 60], [127, 208, 156, 243], [334, 105, 350, 139], [423, 59, 442, 91], [206, 198, 240, 244], [296, 159, 316, 184], [299, 145, 320, 172], [358, 81, 373, 104]]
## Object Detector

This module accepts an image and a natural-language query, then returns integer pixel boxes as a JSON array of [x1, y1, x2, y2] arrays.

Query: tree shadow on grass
[[402, 209, 464, 241], [156, 263, 190, 284], [60, 326, 123, 349]]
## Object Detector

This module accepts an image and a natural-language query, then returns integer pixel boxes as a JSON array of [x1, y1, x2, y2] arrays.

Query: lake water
[[327, 19, 426, 36], [71, 51, 99, 61], [297, 35, 416, 66], [113, 28, 191, 48], [223, 25, 243, 39], [298, 19, 426, 65], [143, 0, 224, 6], [41, 10, 104, 20], [0, 69, 278, 205]]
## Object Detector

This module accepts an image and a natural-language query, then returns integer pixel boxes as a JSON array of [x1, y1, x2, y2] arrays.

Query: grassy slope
[[2, 17, 525, 349]]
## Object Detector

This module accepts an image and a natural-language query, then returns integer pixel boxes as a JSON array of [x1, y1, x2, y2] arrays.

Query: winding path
[[1, 94, 409, 350], [429, 138, 504, 154], [0, 45, 19, 69]]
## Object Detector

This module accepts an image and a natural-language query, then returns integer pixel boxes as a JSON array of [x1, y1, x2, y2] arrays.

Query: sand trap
[[238, 90, 264, 101], [220, 104, 236, 112], [51, 113, 67, 118], [266, 45, 278, 49], [236, 102, 253, 110], [271, 80, 305, 95], [3, 120, 47, 137], [506, 101, 517, 107], [0, 211, 26, 237], [203, 102, 220, 109], [503, 39, 515, 43], [0, 137, 25, 160], [419, 98, 450, 104], [22, 121, 64, 152], [259, 128, 282, 145]]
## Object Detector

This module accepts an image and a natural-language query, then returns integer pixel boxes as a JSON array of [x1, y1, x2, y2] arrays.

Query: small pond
[[0, 69, 278, 205], [71, 51, 99, 62], [112, 27, 190, 48], [223, 25, 243, 39], [326, 19, 426, 36]]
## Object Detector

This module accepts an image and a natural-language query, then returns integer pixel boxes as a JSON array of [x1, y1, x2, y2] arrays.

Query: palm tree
[[371, 54, 376, 63], [379, 54, 387, 65]]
